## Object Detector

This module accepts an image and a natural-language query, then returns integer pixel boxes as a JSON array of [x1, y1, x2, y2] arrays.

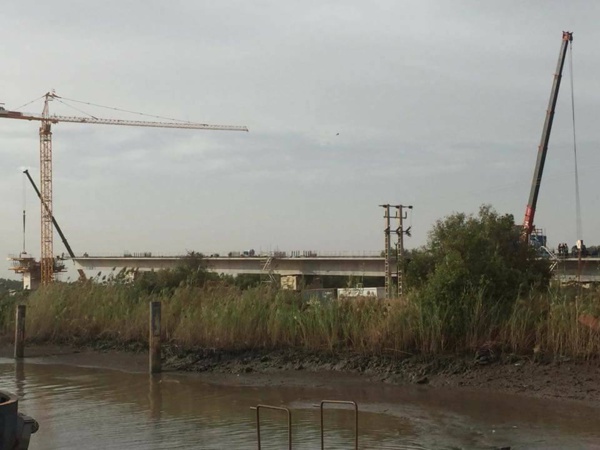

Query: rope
[[569, 42, 583, 241]]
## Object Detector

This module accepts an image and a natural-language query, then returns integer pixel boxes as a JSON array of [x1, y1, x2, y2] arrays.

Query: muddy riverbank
[[162, 346, 600, 403], [3, 340, 594, 404]]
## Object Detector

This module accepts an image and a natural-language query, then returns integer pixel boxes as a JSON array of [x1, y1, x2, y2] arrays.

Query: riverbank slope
[[1, 342, 597, 404]]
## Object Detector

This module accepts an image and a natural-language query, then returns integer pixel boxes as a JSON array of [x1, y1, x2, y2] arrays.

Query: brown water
[[0, 357, 599, 449]]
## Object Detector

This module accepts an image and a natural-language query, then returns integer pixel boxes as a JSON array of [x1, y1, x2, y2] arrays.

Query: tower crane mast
[[1, 91, 248, 285], [522, 31, 572, 241]]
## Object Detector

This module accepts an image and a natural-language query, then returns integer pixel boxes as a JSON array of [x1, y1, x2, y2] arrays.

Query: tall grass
[[503, 287, 600, 358], [7, 282, 600, 359]]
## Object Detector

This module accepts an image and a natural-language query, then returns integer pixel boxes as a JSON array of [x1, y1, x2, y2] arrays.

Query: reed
[[9, 282, 600, 359]]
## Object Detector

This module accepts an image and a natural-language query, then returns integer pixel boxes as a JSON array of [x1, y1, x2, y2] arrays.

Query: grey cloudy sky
[[1, 1, 599, 279]]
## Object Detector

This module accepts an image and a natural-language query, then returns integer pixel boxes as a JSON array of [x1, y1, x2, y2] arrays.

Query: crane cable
[[12, 93, 196, 125], [58, 95, 196, 124], [569, 42, 583, 242], [54, 98, 99, 120], [22, 172, 26, 255], [13, 94, 46, 112]]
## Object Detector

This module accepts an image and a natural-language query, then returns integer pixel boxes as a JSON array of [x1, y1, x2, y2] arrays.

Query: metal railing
[[251, 404, 292, 450], [73, 250, 383, 259], [314, 400, 358, 450], [252, 400, 359, 449]]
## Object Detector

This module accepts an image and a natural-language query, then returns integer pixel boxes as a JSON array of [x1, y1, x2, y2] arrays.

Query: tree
[[406, 205, 551, 307], [135, 251, 217, 293], [0, 278, 21, 294], [173, 251, 214, 287]]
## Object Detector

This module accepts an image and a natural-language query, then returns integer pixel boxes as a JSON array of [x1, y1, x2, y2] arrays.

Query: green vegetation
[[14, 281, 600, 359], [0, 278, 21, 294], [406, 206, 550, 302], [132, 251, 217, 293], [3, 206, 598, 360], [0, 278, 26, 336], [404, 206, 552, 346]]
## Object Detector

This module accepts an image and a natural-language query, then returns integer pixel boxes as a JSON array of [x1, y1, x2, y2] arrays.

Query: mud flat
[[0, 341, 597, 404], [165, 347, 600, 403]]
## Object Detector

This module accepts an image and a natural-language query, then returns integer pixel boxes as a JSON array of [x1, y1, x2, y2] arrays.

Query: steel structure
[[523, 31, 573, 240], [1, 91, 248, 284]]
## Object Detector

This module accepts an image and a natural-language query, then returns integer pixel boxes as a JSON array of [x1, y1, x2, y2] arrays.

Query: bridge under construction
[[71, 254, 599, 287], [5, 32, 592, 295]]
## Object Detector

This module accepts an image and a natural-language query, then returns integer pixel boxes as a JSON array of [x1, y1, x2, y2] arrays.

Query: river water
[[0, 357, 598, 449]]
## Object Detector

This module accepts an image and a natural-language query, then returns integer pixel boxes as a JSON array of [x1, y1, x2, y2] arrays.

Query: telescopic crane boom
[[522, 31, 573, 240], [23, 169, 87, 281], [0, 91, 248, 285]]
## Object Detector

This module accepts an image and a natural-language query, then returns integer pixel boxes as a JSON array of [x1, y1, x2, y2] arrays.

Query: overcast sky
[[2, 1, 599, 280]]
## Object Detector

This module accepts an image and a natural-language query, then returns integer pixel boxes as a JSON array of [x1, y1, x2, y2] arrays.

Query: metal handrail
[[251, 404, 292, 449], [313, 400, 358, 450]]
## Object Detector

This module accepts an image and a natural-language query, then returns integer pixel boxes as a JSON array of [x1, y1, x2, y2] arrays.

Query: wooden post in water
[[149, 301, 161, 374], [14, 305, 25, 359]]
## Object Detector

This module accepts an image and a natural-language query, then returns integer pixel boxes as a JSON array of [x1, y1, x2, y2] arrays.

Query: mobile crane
[[522, 31, 573, 242]]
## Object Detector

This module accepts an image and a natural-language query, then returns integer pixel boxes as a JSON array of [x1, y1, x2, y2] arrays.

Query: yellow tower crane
[[1, 91, 248, 285]]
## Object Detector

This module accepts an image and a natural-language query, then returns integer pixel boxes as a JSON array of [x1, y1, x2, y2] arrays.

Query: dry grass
[[7, 282, 600, 359]]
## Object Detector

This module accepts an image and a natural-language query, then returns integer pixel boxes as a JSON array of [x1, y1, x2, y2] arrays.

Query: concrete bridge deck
[[74, 255, 385, 277], [72, 255, 600, 282]]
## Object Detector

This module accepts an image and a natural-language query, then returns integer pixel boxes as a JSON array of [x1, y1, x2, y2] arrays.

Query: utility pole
[[380, 203, 413, 299], [395, 205, 413, 297], [380, 204, 392, 298]]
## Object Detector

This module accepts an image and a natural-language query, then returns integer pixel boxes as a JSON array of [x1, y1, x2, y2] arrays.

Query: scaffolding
[[8, 253, 65, 290]]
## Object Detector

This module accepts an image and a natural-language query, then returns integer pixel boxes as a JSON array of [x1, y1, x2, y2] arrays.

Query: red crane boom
[[522, 31, 572, 240]]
